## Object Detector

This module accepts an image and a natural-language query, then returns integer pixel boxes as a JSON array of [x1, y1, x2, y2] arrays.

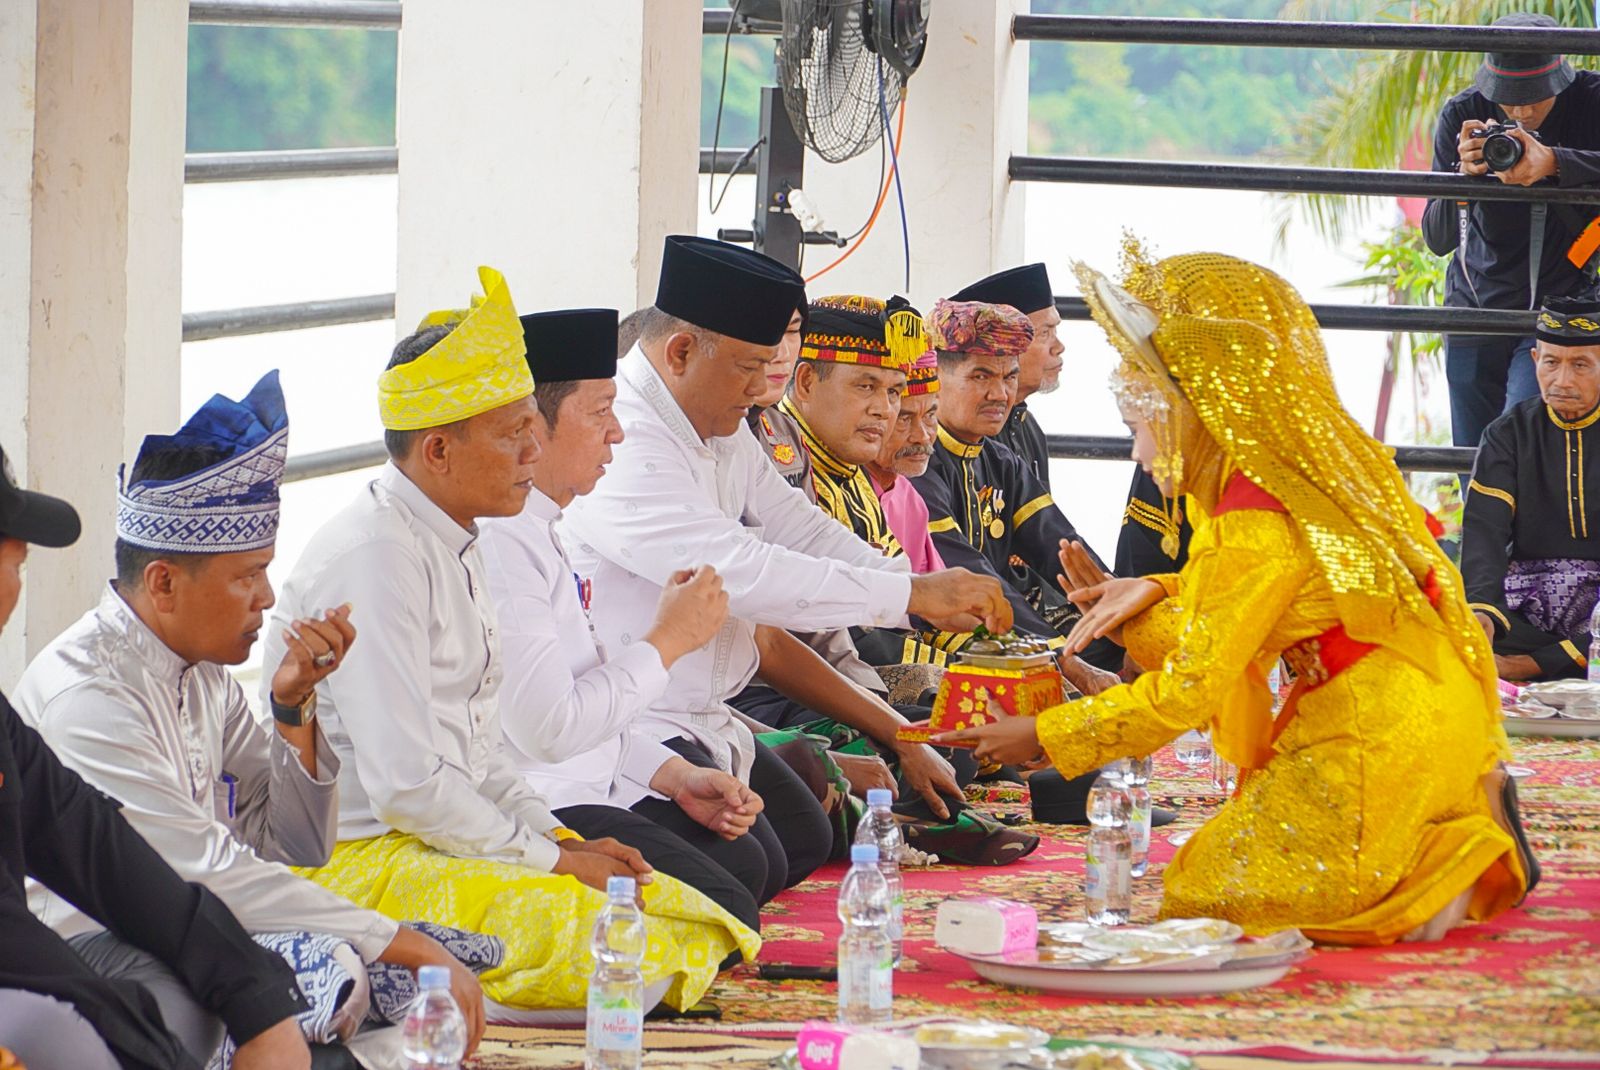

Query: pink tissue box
[[933, 897, 1038, 957], [796, 1022, 918, 1070]]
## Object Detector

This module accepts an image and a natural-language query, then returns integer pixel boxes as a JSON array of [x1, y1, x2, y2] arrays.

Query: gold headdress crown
[[1072, 237, 1499, 736]]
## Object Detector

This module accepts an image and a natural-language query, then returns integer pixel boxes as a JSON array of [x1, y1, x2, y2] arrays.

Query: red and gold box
[[897, 650, 1064, 747]]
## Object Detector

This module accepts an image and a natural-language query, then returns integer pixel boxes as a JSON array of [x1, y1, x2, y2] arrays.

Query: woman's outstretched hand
[[1057, 539, 1113, 598], [1062, 577, 1167, 654], [933, 716, 1046, 768]]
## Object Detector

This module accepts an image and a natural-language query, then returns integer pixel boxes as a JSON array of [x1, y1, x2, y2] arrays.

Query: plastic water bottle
[[837, 843, 893, 1026], [1120, 756, 1154, 879], [1588, 601, 1600, 683], [586, 876, 645, 1070], [1084, 774, 1132, 926], [401, 965, 467, 1069], [1173, 729, 1212, 768], [853, 788, 904, 963]]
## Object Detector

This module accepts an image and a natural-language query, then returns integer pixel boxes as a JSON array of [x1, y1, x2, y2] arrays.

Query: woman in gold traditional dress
[[941, 247, 1535, 944]]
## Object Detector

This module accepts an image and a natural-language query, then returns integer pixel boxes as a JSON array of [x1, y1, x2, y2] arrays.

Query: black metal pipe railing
[[284, 442, 389, 484], [1046, 435, 1475, 474], [280, 434, 1476, 484], [189, 0, 400, 29], [1055, 297, 1536, 337], [1010, 156, 1600, 205], [700, 147, 760, 176], [702, 8, 783, 35], [1011, 14, 1600, 53], [186, 147, 397, 183], [184, 294, 395, 343]]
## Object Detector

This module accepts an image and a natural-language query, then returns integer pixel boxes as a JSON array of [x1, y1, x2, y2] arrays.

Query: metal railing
[[1011, 14, 1600, 52], [221, 10, 1576, 484], [1054, 297, 1533, 337], [186, 147, 397, 183], [1010, 156, 1600, 204], [284, 442, 390, 484], [1005, 13, 1596, 476], [183, 294, 395, 342], [1044, 435, 1475, 474], [189, 0, 400, 29]]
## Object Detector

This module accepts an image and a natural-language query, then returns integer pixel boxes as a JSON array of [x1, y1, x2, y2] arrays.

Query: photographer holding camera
[[1422, 12, 1600, 448]]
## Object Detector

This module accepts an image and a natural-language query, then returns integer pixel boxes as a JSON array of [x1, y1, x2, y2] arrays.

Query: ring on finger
[[313, 650, 336, 668]]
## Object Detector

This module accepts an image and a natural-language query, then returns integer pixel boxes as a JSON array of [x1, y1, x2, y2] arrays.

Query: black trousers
[[727, 686, 978, 822], [627, 736, 831, 905], [553, 802, 762, 933]]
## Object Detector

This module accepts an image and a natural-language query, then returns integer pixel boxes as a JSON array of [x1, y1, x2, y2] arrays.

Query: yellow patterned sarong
[[296, 833, 760, 1010]]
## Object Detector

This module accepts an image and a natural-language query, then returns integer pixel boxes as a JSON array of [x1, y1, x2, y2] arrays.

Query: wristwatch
[[269, 690, 318, 727]]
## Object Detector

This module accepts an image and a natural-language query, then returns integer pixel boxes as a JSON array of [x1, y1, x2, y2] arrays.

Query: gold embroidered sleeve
[[1037, 512, 1308, 777], [1118, 572, 1186, 668]]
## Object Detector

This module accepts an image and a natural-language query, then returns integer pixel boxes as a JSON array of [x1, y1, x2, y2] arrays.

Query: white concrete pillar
[[395, 0, 701, 327], [0, 0, 186, 682], [782, 0, 1029, 309]]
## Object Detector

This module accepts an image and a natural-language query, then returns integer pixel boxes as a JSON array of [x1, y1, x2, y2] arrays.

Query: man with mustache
[[866, 349, 946, 576], [950, 264, 1064, 488], [911, 299, 1122, 689], [1462, 293, 1600, 681], [14, 372, 484, 1061]]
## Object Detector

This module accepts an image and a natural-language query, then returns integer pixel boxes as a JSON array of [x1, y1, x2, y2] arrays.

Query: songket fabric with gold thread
[[1039, 247, 1528, 944], [377, 265, 534, 431], [296, 833, 759, 1011]]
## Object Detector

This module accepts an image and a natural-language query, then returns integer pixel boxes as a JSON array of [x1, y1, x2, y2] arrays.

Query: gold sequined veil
[[1075, 243, 1499, 721]]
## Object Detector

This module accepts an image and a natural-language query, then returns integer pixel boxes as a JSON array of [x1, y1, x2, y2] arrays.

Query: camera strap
[[1527, 203, 1548, 310]]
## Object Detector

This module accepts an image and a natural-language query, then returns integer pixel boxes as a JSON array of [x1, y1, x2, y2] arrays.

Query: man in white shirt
[[480, 308, 771, 930], [15, 371, 486, 1059], [563, 236, 1015, 885], [263, 267, 757, 1016]]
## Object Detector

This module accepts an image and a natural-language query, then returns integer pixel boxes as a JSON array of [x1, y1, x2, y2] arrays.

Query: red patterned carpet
[[481, 738, 1600, 1068]]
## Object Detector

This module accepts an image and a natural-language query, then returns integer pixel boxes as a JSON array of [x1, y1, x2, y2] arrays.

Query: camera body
[[1470, 120, 1542, 173]]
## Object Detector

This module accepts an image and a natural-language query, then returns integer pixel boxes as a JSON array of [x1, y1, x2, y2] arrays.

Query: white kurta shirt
[[13, 587, 398, 962], [479, 488, 678, 810], [261, 463, 565, 872], [561, 349, 913, 781]]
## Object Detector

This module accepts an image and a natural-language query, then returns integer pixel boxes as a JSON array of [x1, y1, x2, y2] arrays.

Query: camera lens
[[1482, 131, 1524, 173]]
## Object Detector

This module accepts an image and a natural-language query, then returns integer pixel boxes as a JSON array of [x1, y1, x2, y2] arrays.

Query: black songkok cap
[[654, 235, 808, 347], [520, 309, 619, 383], [1535, 293, 1600, 347], [0, 445, 81, 548], [950, 263, 1054, 315]]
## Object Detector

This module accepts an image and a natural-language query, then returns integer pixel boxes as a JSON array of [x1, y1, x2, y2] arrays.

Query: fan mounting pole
[[753, 85, 805, 270]]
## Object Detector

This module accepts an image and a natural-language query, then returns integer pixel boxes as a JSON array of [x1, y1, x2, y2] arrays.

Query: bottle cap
[[866, 788, 893, 807], [851, 843, 880, 864], [418, 965, 451, 991], [607, 875, 637, 898]]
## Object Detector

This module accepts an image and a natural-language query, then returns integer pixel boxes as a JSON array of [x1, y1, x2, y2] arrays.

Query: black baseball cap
[[1473, 13, 1577, 106], [0, 445, 81, 548]]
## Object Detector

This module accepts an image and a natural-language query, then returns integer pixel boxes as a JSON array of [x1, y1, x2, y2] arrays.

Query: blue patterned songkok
[[116, 370, 289, 553]]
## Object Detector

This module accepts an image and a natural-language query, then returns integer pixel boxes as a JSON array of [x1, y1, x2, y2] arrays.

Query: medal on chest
[[980, 485, 1006, 539]]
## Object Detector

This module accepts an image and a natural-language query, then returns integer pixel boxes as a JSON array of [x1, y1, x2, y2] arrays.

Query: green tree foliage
[[1026, 0, 1363, 158], [186, 25, 397, 152]]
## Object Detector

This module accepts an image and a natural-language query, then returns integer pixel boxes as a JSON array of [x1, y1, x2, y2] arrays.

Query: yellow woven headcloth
[[1075, 242, 1498, 722], [377, 266, 534, 431]]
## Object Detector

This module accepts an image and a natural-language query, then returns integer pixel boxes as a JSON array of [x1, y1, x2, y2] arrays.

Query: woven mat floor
[[478, 738, 1600, 1069]]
